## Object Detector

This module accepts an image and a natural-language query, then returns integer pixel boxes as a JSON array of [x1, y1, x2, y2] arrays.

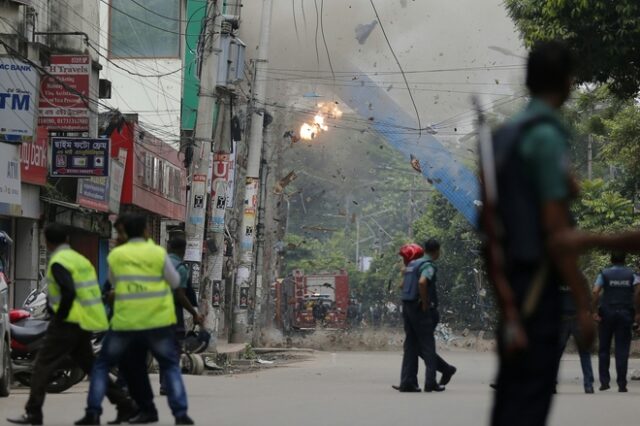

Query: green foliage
[[574, 179, 636, 232], [413, 193, 492, 328], [573, 178, 639, 278], [505, 0, 640, 98], [601, 104, 640, 196]]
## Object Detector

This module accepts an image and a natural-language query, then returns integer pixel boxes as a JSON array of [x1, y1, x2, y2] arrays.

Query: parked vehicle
[[0, 268, 11, 397], [9, 309, 85, 393], [274, 270, 350, 330]]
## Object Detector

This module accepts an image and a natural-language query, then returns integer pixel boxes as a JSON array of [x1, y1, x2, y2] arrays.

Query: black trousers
[[25, 321, 131, 416], [400, 301, 451, 388], [491, 265, 561, 426], [118, 341, 156, 414], [598, 306, 633, 388]]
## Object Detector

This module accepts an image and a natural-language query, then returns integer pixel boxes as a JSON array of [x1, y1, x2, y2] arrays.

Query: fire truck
[[274, 269, 349, 330]]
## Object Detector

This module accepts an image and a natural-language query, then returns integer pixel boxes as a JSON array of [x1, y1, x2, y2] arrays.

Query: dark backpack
[[178, 261, 199, 307], [490, 114, 560, 264]]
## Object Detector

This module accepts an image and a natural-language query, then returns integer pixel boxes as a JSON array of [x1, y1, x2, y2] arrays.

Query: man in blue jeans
[[556, 284, 594, 393], [160, 237, 203, 396], [76, 214, 194, 425]]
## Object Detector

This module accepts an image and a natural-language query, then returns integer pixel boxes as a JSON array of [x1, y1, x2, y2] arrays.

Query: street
[[1, 350, 639, 426]]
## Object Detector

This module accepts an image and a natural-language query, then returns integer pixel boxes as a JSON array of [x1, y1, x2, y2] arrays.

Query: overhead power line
[[369, 0, 421, 136]]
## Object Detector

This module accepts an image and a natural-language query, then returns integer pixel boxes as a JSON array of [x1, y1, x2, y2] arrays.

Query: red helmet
[[398, 243, 424, 265]]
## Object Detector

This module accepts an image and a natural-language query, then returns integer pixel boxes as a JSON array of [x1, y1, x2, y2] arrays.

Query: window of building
[[109, 0, 181, 58]]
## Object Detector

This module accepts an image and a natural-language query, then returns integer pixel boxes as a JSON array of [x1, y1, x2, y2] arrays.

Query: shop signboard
[[20, 126, 48, 186], [38, 55, 90, 131], [0, 57, 38, 143], [50, 137, 109, 177]]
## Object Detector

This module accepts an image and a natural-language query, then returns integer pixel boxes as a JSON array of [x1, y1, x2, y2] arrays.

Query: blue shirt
[[168, 253, 188, 289], [594, 266, 640, 287]]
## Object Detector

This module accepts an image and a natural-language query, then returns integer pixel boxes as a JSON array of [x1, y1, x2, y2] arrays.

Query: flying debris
[[409, 154, 423, 173], [283, 130, 301, 144], [274, 171, 298, 194], [355, 20, 378, 45]]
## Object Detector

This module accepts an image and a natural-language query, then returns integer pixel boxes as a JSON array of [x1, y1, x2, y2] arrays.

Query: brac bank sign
[[0, 57, 38, 143]]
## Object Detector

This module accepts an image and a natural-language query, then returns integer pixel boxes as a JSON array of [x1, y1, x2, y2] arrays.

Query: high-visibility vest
[[108, 240, 176, 331], [47, 247, 109, 332]]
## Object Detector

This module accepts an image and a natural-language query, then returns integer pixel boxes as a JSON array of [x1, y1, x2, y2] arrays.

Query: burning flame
[[299, 102, 343, 140]]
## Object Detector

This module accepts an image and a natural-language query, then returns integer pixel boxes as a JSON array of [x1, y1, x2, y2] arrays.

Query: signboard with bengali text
[[50, 137, 109, 177]]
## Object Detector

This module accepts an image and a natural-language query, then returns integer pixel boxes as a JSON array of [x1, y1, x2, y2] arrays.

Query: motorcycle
[[9, 309, 85, 393]]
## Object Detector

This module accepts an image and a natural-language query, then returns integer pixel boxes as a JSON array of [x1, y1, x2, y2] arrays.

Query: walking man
[[394, 239, 456, 392], [556, 284, 595, 393], [593, 252, 640, 392], [160, 236, 204, 396], [77, 214, 194, 425], [481, 41, 594, 426], [8, 224, 135, 425]]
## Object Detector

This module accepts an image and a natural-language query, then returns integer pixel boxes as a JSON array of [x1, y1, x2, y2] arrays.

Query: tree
[[505, 0, 640, 98], [413, 193, 492, 329], [573, 178, 639, 279]]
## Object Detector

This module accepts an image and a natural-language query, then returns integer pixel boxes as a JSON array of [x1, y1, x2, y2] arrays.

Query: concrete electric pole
[[231, 0, 273, 343], [183, 0, 222, 349]]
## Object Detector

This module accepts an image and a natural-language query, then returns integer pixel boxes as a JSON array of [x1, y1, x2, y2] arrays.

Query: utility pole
[[183, 0, 222, 349], [232, 0, 273, 343]]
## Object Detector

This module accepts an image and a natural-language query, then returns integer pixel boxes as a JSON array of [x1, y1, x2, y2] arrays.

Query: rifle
[[473, 97, 528, 354]]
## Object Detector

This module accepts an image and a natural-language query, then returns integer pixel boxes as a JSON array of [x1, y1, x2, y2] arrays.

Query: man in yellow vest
[[7, 224, 136, 425], [78, 214, 194, 425]]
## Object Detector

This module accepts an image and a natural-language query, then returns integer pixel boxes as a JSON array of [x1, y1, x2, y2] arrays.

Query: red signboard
[[38, 55, 90, 131], [20, 126, 48, 186]]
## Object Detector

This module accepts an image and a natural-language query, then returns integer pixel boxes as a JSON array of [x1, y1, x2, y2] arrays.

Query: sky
[[239, 0, 527, 143]]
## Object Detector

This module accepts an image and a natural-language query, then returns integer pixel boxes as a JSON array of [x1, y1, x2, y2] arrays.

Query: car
[[0, 270, 10, 397]]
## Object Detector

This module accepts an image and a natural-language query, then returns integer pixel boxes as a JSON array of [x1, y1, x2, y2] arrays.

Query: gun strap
[[521, 262, 549, 319]]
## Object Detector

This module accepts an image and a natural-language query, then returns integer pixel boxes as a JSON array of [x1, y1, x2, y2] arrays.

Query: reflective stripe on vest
[[47, 248, 109, 332], [108, 240, 176, 331]]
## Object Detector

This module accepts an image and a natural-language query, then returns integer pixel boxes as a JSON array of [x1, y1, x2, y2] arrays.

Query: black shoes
[[7, 414, 43, 425], [129, 411, 160, 424], [175, 415, 195, 425], [424, 384, 446, 392], [584, 385, 594, 394], [107, 405, 139, 425], [440, 366, 457, 386], [391, 385, 421, 392], [619, 385, 628, 393], [599, 384, 610, 391], [75, 413, 101, 425]]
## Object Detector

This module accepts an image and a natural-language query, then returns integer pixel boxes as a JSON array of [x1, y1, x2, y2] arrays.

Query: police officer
[[485, 42, 594, 426], [556, 283, 595, 393], [394, 239, 456, 393], [78, 214, 194, 425], [593, 252, 639, 392], [8, 224, 135, 426]]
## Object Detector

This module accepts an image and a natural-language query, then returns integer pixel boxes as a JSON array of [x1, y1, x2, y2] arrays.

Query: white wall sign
[[0, 142, 22, 215], [0, 58, 38, 143]]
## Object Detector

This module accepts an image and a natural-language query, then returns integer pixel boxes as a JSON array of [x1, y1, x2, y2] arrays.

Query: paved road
[[1, 350, 639, 426]]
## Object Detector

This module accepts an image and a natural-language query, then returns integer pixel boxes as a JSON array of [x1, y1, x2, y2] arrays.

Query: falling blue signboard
[[50, 137, 110, 177]]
